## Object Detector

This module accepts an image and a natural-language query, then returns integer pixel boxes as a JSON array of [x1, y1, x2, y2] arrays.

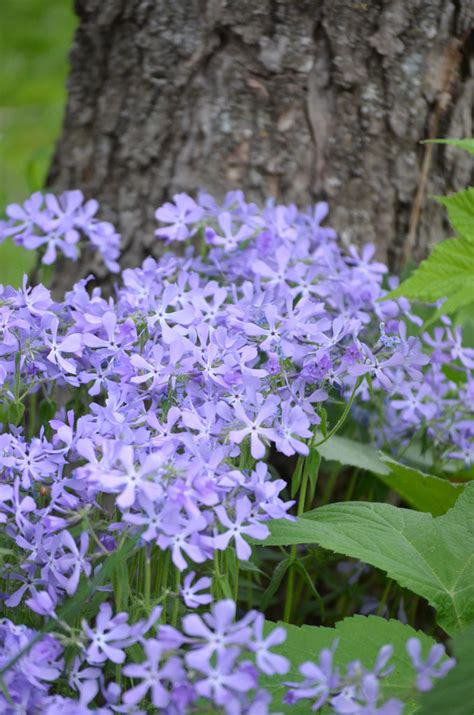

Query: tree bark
[[48, 0, 473, 279]]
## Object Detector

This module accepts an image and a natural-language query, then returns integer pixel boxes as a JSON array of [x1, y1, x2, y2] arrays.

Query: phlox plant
[[0, 170, 471, 714]]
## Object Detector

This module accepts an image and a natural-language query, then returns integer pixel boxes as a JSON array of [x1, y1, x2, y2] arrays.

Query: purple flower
[[68, 657, 101, 706], [214, 496, 269, 560], [330, 674, 404, 714], [42, 318, 82, 375], [182, 599, 254, 669], [26, 590, 57, 617], [274, 401, 312, 456], [3, 191, 44, 239], [55, 530, 91, 595], [17, 276, 53, 316], [205, 211, 253, 251], [2, 190, 121, 270], [350, 346, 405, 391], [229, 397, 280, 459], [390, 383, 436, 424], [155, 193, 203, 242], [123, 640, 185, 708], [82, 602, 132, 665], [180, 571, 213, 609], [249, 614, 289, 675], [284, 641, 340, 710], [157, 515, 208, 571], [91, 445, 166, 510], [406, 637, 456, 692], [194, 647, 257, 707]]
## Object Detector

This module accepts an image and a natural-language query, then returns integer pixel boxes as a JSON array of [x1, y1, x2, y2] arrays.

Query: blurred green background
[[0, 0, 76, 285]]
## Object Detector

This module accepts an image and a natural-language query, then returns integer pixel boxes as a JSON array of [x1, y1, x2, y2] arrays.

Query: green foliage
[[318, 435, 464, 516], [261, 557, 291, 610], [262, 483, 474, 635], [384, 136, 474, 318], [0, 532, 140, 680], [318, 434, 390, 476], [7, 400, 25, 427], [424, 138, 474, 156], [377, 455, 464, 517], [0, 0, 76, 285], [384, 237, 474, 317], [263, 615, 438, 714], [417, 625, 474, 715], [435, 188, 474, 239], [38, 398, 57, 429]]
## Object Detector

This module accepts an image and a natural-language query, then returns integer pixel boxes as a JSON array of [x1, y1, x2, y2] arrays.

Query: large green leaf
[[317, 434, 390, 476], [318, 435, 463, 516], [417, 624, 474, 715], [434, 188, 474, 241], [261, 484, 474, 635], [263, 615, 439, 714], [377, 455, 463, 516], [426, 287, 474, 326], [384, 237, 474, 312]]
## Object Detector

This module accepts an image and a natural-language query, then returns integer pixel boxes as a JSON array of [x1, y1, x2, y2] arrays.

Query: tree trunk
[[48, 0, 473, 280]]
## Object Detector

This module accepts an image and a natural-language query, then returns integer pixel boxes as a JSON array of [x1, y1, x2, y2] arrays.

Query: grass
[[0, 0, 76, 285]]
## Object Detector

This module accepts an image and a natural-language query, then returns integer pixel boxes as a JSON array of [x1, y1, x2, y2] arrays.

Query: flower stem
[[313, 377, 363, 449], [171, 569, 181, 627], [144, 554, 151, 611], [284, 441, 317, 623]]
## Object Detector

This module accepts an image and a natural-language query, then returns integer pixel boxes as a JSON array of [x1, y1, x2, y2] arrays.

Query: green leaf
[[441, 363, 468, 385], [306, 448, 321, 505], [263, 615, 439, 714], [424, 138, 474, 156], [425, 286, 474, 327], [318, 435, 391, 476], [384, 237, 474, 317], [261, 483, 474, 634], [238, 559, 266, 576], [292, 560, 324, 617], [216, 575, 233, 599], [290, 455, 304, 498], [261, 557, 291, 610], [378, 455, 463, 516], [111, 559, 130, 611], [434, 188, 474, 240], [39, 399, 57, 428], [318, 435, 463, 516], [7, 401, 25, 426], [417, 624, 474, 715]]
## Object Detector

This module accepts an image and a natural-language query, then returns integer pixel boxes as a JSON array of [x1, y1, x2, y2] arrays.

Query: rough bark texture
[[48, 0, 474, 280]]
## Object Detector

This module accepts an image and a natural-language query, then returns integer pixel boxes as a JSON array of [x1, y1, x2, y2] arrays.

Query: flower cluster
[[0, 191, 472, 617], [284, 636, 455, 714], [371, 320, 474, 467], [0, 190, 120, 271], [0, 189, 467, 711], [0, 600, 288, 714], [0, 608, 455, 714]]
